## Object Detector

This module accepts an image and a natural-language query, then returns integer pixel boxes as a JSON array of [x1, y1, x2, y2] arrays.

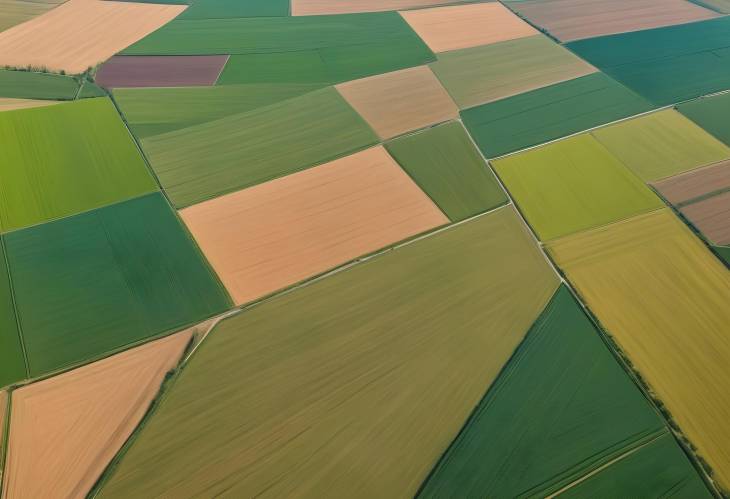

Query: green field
[[429, 35, 594, 109], [558, 433, 711, 499], [493, 134, 664, 241], [98, 207, 558, 499], [567, 17, 730, 105], [142, 87, 378, 207], [0, 98, 157, 232], [0, 238, 25, 389], [113, 83, 324, 139], [462, 72, 654, 158], [77, 80, 106, 99], [177, 0, 288, 18], [692, 0, 730, 12], [677, 93, 730, 147], [5, 193, 231, 377], [385, 122, 507, 222], [715, 245, 730, 266], [419, 286, 692, 498], [0, 70, 78, 100], [591, 109, 730, 181]]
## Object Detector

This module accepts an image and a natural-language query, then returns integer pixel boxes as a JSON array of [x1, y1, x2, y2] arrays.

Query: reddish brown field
[[653, 160, 730, 205], [180, 146, 448, 305], [681, 191, 730, 245], [335, 66, 458, 140], [291, 0, 468, 15], [510, 0, 720, 42], [1, 332, 191, 499], [399, 3, 537, 53], [95, 55, 229, 88]]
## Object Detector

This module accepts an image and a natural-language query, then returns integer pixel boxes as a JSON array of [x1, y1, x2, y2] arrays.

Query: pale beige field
[[291, 0, 470, 15], [0, 0, 66, 33], [400, 3, 537, 53], [1, 331, 191, 499], [652, 159, 730, 205], [547, 209, 730, 490], [180, 146, 448, 305], [335, 66, 458, 140], [0, 0, 185, 73], [0, 97, 59, 111]]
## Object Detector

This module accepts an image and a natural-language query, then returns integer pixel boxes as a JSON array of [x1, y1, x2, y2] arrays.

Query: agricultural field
[[2, 0, 730, 496]]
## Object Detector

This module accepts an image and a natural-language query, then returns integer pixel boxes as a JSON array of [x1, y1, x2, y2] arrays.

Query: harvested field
[[96, 55, 228, 88], [178, 0, 288, 18], [567, 17, 730, 105], [4, 193, 230, 377], [0, 240, 24, 389], [0, 98, 157, 232], [180, 146, 448, 305], [652, 160, 730, 205], [335, 66, 458, 140], [1, 331, 191, 499], [0, 0, 65, 33], [678, 92, 730, 147], [114, 83, 323, 139], [0, 97, 58, 111], [492, 134, 664, 241], [399, 3, 537, 53], [98, 207, 559, 499], [0, 0, 186, 73], [508, 0, 719, 42], [141, 87, 378, 208], [462, 72, 654, 158], [681, 191, 730, 245], [420, 286, 694, 498], [385, 121, 507, 221], [547, 209, 730, 490], [0, 69, 77, 100], [430, 35, 595, 109], [292, 0, 473, 15], [591, 109, 730, 181]]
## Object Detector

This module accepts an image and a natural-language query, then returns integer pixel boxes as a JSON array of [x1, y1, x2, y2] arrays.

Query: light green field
[[493, 134, 664, 241], [141, 87, 378, 208], [385, 121, 507, 222], [591, 109, 730, 181], [98, 207, 558, 499], [0, 98, 157, 232]]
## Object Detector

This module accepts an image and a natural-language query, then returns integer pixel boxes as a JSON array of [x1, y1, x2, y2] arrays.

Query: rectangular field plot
[[142, 87, 378, 208], [1, 332, 191, 499], [114, 83, 323, 139], [420, 286, 704, 498], [462, 72, 654, 158], [506, 0, 719, 42], [430, 35, 595, 109], [567, 17, 730, 105], [0, 69, 78, 100], [547, 209, 730, 491], [0, 239, 25, 389], [399, 3, 536, 53], [5, 193, 230, 377], [678, 92, 730, 147], [177, 0, 289, 18], [591, 109, 730, 181], [97, 207, 559, 499], [492, 134, 663, 241], [0, 98, 157, 232], [335, 66, 457, 140], [180, 146, 448, 305], [292, 0, 473, 15], [652, 160, 730, 205], [681, 191, 730, 245], [385, 121, 507, 221], [0, 0, 185, 74], [95, 55, 229, 88]]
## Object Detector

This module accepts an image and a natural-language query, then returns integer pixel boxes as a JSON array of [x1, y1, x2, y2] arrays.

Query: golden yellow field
[[547, 209, 730, 489]]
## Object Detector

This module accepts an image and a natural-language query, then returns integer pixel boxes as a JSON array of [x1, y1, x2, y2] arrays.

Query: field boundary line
[[0, 236, 30, 382], [212, 54, 230, 85]]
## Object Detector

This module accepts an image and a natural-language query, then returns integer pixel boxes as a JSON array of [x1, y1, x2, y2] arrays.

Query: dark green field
[[677, 92, 730, 147], [0, 239, 25, 388], [0, 70, 78, 100]]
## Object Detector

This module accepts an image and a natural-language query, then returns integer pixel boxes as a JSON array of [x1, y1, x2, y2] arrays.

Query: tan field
[[0, 98, 59, 111], [292, 0, 470, 15], [681, 191, 730, 245], [510, 0, 720, 42], [653, 160, 730, 205], [399, 3, 537, 53], [0, 0, 185, 73], [335, 66, 458, 140], [180, 146, 448, 305], [1, 331, 192, 499], [548, 209, 730, 490]]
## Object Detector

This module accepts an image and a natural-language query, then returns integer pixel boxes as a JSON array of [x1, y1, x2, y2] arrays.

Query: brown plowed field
[[399, 3, 537, 53], [335, 66, 458, 140], [95, 55, 229, 88], [180, 146, 448, 305], [292, 0, 471, 15], [653, 160, 730, 205], [681, 191, 730, 245], [1, 331, 191, 499], [0, 0, 185, 73]]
